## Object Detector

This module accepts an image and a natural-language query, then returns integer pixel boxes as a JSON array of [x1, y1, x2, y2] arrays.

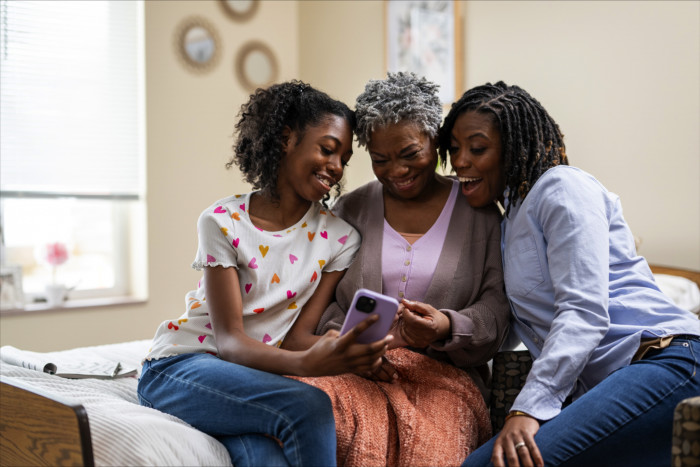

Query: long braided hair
[[226, 80, 355, 207], [438, 81, 568, 215]]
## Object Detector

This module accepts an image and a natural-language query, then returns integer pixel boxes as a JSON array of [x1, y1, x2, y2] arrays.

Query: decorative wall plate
[[235, 41, 278, 92], [175, 17, 221, 73], [219, 0, 259, 22]]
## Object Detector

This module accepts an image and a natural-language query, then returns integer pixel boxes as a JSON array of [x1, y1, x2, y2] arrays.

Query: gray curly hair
[[354, 72, 442, 147]]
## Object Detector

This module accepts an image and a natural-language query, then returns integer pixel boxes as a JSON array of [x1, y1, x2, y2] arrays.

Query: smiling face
[[367, 121, 439, 201], [448, 110, 506, 208], [278, 114, 353, 203]]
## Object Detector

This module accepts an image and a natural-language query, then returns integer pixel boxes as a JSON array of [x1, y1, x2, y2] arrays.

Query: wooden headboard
[[649, 264, 700, 288], [0, 375, 93, 466]]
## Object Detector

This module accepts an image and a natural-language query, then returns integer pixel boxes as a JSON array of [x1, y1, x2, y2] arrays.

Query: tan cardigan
[[317, 180, 511, 394]]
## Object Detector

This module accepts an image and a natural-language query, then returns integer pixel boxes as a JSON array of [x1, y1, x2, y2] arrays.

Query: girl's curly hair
[[438, 81, 568, 215], [226, 80, 355, 205], [354, 72, 442, 148]]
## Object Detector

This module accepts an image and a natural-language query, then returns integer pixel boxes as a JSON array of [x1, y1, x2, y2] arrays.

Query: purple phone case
[[339, 288, 400, 344]]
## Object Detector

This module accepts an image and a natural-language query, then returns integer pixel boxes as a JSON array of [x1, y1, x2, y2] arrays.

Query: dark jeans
[[464, 337, 700, 466], [138, 353, 336, 467]]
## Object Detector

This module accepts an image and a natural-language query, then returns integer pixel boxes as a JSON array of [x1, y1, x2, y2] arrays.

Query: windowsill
[[0, 296, 147, 317]]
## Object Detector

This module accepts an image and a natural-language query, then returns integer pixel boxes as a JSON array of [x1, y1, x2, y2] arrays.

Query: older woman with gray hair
[[302, 72, 511, 466]]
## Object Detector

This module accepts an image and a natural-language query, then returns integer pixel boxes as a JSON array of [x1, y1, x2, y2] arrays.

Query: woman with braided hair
[[441, 82, 700, 467], [138, 80, 392, 467]]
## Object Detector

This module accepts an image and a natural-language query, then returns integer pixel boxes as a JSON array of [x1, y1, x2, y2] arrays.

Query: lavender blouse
[[381, 179, 459, 302]]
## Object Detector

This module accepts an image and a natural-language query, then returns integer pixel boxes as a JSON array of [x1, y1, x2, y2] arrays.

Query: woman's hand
[[362, 356, 398, 382], [387, 307, 410, 349], [398, 299, 451, 348], [300, 315, 392, 377], [492, 414, 544, 467]]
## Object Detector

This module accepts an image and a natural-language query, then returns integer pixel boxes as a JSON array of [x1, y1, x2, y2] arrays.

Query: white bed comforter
[[0, 340, 232, 467]]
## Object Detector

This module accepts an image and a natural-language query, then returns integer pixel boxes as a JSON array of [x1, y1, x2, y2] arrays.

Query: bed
[[1, 265, 698, 467]]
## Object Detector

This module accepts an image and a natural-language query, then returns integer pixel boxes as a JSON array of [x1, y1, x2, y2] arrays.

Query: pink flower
[[45, 242, 69, 266]]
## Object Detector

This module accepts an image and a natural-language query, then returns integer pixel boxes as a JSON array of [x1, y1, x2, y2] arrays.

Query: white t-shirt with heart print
[[146, 192, 360, 360]]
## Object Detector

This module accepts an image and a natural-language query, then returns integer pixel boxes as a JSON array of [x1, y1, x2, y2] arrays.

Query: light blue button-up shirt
[[502, 166, 700, 421]]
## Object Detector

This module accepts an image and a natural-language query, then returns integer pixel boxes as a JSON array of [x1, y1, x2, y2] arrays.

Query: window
[[0, 0, 145, 308]]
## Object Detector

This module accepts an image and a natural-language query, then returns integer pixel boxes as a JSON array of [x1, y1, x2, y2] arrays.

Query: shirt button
[[404, 260, 410, 266], [401, 275, 407, 282], [406, 246, 412, 252], [398, 292, 404, 298]]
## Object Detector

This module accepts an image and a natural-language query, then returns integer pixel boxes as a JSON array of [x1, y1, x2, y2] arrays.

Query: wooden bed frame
[[0, 375, 93, 466], [1, 265, 698, 467]]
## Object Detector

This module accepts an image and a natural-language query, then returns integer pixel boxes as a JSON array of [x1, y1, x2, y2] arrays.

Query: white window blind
[[0, 0, 143, 198]]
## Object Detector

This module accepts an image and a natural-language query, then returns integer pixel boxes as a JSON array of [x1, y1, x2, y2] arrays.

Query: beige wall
[[1, 0, 698, 351]]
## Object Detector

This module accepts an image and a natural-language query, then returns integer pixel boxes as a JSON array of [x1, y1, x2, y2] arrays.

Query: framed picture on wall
[[385, 1, 462, 104], [0, 265, 24, 311]]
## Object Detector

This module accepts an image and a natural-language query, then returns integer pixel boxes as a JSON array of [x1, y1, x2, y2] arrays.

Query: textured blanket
[[294, 348, 491, 467]]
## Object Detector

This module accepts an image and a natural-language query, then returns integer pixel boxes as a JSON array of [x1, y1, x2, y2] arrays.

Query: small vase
[[45, 284, 67, 307]]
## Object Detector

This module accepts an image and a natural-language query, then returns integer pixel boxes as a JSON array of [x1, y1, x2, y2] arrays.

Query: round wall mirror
[[220, 0, 259, 22], [175, 17, 221, 73], [235, 41, 279, 92]]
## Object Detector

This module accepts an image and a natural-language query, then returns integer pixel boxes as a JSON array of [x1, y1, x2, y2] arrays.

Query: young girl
[[137, 81, 392, 467]]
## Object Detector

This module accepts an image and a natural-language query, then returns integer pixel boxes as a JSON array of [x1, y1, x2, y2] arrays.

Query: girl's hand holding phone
[[299, 315, 393, 377]]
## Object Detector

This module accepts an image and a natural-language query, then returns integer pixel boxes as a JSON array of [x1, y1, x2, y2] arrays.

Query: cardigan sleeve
[[426, 204, 511, 368]]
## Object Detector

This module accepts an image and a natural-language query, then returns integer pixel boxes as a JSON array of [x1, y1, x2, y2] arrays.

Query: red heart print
[[239, 203, 246, 211], [207, 254, 216, 263], [205, 323, 212, 329], [198, 335, 206, 343], [287, 290, 296, 299], [168, 321, 179, 331], [263, 334, 272, 344], [253, 308, 265, 314], [214, 206, 226, 213], [320, 231, 328, 239], [310, 271, 318, 282], [245, 283, 252, 293], [232, 238, 240, 248]]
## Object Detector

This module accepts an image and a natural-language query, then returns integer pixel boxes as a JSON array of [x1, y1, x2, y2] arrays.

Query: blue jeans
[[464, 337, 700, 467], [137, 353, 337, 467]]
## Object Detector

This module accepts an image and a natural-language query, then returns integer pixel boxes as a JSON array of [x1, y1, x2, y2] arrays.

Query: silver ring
[[514, 442, 528, 450]]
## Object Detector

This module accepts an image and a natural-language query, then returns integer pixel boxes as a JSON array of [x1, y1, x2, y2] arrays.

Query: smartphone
[[339, 288, 400, 344]]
